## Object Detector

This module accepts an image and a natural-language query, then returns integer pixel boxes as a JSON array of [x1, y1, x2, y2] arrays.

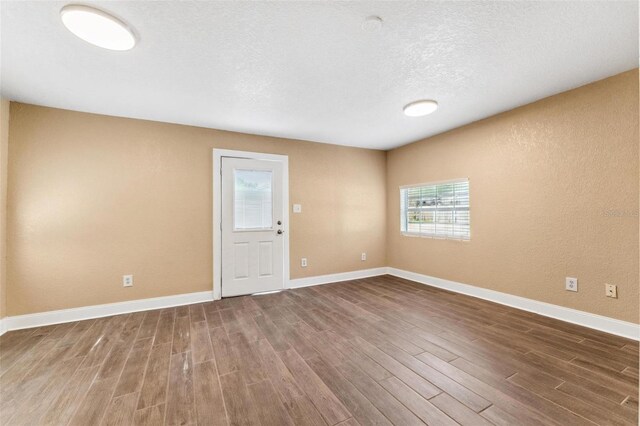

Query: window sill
[[401, 232, 470, 241]]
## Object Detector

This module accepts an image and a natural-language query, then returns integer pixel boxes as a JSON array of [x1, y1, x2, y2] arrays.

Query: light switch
[[293, 204, 302, 213]]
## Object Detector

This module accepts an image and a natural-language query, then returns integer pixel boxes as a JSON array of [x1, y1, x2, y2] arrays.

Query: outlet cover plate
[[123, 275, 133, 287], [605, 283, 617, 298], [565, 277, 578, 292]]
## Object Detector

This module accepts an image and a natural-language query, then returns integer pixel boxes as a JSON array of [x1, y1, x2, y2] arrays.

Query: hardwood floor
[[0, 275, 637, 425]]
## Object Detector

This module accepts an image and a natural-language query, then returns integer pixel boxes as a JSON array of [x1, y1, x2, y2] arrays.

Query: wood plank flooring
[[0, 275, 637, 425]]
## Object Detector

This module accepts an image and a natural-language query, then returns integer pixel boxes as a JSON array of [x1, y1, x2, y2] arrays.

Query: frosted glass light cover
[[61, 5, 136, 51], [403, 100, 438, 117]]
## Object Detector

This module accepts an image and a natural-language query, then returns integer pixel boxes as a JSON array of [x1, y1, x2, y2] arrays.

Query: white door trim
[[213, 149, 290, 300]]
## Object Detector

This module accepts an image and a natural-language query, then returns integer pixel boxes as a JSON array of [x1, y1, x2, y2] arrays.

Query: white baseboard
[[1, 291, 213, 335], [0, 317, 7, 336], [0, 268, 387, 335], [2, 267, 637, 341], [387, 267, 640, 341], [288, 267, 387, 289]]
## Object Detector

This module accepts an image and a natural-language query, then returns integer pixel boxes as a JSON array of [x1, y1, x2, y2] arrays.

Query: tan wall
[[387, 69, 639, 323], [6, 104, 387, 316], [0, 98, 9, 319], [5, 70, 638, 322]]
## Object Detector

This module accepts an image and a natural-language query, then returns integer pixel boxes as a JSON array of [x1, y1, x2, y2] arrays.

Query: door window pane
[[234, 169, 273, 230]]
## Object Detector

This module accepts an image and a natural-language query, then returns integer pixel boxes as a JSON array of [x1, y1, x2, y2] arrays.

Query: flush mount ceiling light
[[403, 100, 439, 117], [60, 5, 136, 51]]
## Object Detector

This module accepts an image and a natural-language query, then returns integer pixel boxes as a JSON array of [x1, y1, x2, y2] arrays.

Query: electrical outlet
[[301, 258, 307, 267], [565, 277, 578, 292], [605, 283, 617, 298], [123, 275, 133, 287], [293, 204, 302, 213], [361, 252, 366, 261]]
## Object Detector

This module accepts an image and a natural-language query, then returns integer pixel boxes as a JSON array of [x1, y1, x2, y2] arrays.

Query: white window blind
[[233, 169, 273, 230], [400, 179, 470, 240]]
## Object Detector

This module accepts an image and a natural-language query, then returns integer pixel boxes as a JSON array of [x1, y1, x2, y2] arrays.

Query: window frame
[[399, 178, 470, 241]]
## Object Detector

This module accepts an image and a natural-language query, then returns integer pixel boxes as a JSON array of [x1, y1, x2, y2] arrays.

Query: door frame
[[213, 149, 290, 300]]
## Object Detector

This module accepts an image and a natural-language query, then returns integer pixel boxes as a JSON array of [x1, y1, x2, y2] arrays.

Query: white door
[[221, 157, 285, 297]]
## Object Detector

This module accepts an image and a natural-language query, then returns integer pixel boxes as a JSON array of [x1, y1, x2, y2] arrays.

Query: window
[[400, 179, 470, 240], [234, 169, 273, 230]]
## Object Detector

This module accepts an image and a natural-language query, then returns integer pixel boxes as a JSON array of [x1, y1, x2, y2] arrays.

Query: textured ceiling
[[1, 1, 638, 150]]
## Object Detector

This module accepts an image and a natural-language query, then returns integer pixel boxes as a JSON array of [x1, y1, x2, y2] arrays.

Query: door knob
[[277, 229, 283, 235]]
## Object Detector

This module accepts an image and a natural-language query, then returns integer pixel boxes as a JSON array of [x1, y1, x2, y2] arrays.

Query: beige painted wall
[[387, 69, 639, 323], [6, 104, 386, 316], [5, 70, 638, 322], [0, 98, 9, 319]]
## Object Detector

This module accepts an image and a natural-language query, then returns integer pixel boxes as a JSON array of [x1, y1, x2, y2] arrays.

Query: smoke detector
[[362, 16, 383, 32]]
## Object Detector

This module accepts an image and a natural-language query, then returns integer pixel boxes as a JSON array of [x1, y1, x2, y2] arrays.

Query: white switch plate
[[293, 204, 302, 213], [565, 277, 578, 292], [301, 258, 307, 267], [361, 252, 366, 261], [123, 275, 133, 287]]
